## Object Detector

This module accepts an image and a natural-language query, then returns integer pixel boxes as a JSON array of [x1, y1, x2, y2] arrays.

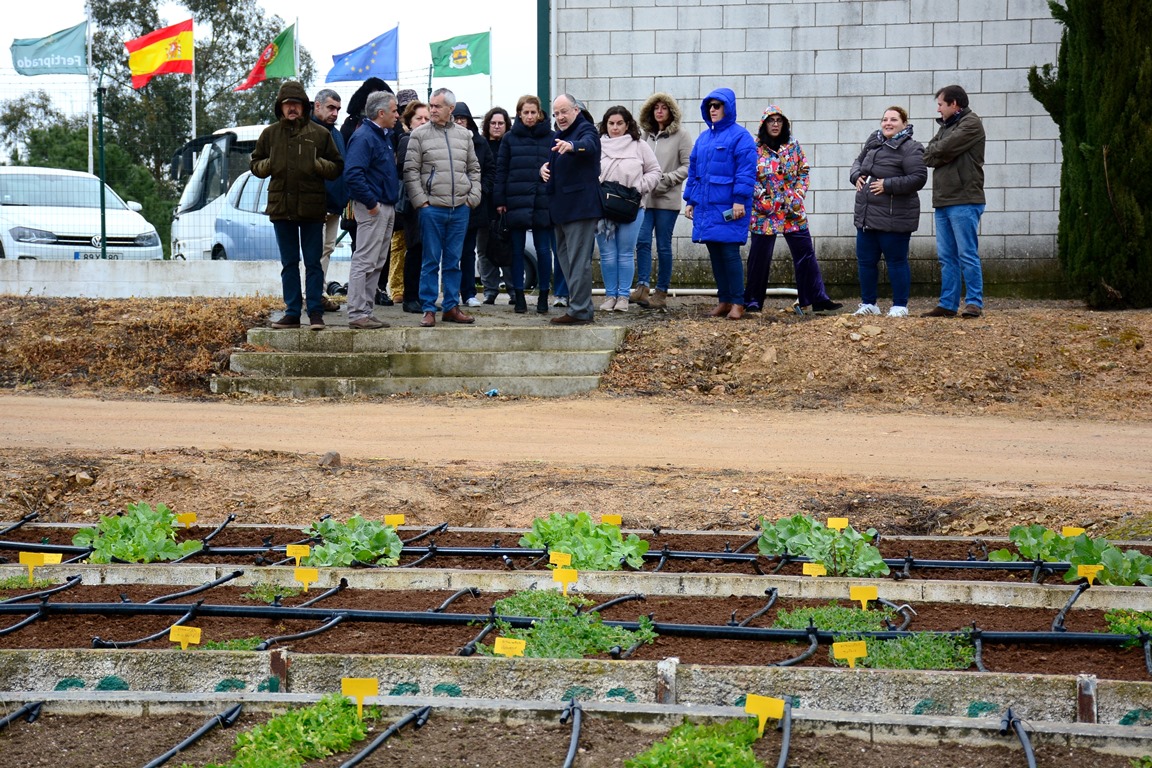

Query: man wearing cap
[[251, 81, 344, 330]]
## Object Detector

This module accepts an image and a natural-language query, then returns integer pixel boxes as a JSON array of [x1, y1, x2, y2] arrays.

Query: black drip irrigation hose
[[585, 593, 645, 615], [0, 701, 43, 731], [731, 588, 778, 628], [1143, 633, 1152, 677], [141, 703, 244, 768], [429, 587, 481, 613], [0, 574, 83, 605], [774, 696, 794, 768], [733, 534, 760, 554], [972, 626, 988, 672], [771, 625, 821, 667], [338, 706, 432, 768], [403, 543, 439, 568], [199, 514, 237, 545], [0, 606, 44, 637], [459, 610, 497, 656], [559, 699, 584, 768], [91, 602, 200, 649], [0, 512, 38, 536], [255, 613, 346, 650], [145, 570, 245, 604], [297, 577, 350, 608], [403, 523, 448, 545], [877, 598, 915, 631], [1051, 582, 1091, 632], [999, 708, 1037, 768]]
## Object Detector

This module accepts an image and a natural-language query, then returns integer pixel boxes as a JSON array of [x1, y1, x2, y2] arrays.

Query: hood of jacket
[[639, 92, 683, 137], [345, 78, 391, 119], [511, 118, 552, 139], [274, 81, 312, 120], [759, 104, 792, 147], [452, 102, 480, 134], [700, 88, 737, 131]]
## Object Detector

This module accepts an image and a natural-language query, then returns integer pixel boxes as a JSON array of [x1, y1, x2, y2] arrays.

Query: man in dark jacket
[[543, 94, 601, 325], [451, 102, 494, 308], [311, 88, 349, 312], [922, 84, 987, 319], [251, 81, 344, 330], [344, 91, 400, 330]]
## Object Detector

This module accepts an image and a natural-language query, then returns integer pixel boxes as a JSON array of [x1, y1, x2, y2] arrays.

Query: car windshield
[[0, 173, 128, 210]]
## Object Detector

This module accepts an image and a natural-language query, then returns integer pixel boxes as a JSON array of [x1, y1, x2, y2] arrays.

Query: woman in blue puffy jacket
[[683, 88, 758, 320]]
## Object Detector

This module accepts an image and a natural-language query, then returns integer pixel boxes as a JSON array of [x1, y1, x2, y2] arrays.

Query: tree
[[0, 90, 85, 162], [1029, 1, 1152, 308]]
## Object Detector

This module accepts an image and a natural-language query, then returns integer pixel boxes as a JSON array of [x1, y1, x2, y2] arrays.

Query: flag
[[235, 24, 296, 92], [325, 27, 398, 83], [10, 21, 88, 76], [430, 32, 490, 77], [124, 18, 194, 90]]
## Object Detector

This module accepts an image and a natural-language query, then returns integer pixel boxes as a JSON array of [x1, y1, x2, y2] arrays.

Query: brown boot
[[442, 306, 475, 324], [629, 284, 650, 306], [726, 304, 745, 320], [708, 302, 733, 317], [647, 289, 667, 309]]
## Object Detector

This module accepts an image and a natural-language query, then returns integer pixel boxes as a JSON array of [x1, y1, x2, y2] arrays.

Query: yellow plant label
[[18, 551, 59, 582], [384, 514, 405, 527], [833, 640, 868, 669], [553, 566, 579, 596], [169, 625, 202, 651], [743, 693, 785, 736], [549, 551, 572, 567], [850, 585, 879, 610], [601, 514, 622, 526], [802, 563, 826, 577], [826, 517, 849, 532], [176, 512, 197, 528], [295, 567, 319, 592], [1078, 564, 1104, 585], [285, 544, 310, 566], [1062, 526, 1086, 538], [494, 637, 527, 657], [342, 677, 379, 720]]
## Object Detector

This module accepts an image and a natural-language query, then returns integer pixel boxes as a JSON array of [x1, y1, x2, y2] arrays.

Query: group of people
[[251, 79, 986, 329]]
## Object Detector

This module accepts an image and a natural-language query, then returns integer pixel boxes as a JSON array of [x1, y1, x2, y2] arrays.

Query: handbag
[[487, 213, 514, 268], [600, 180, 642, 223]]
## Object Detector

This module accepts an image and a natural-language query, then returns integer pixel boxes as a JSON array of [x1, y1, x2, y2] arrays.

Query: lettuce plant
[[519, 511, 649, 571]]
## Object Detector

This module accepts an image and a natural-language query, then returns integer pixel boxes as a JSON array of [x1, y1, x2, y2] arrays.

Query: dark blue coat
[[312, 115, 349, 214], [683, 87, 757, 244], [546, 113, 602, 225], [495, 119, 553, 230], [345, 118, 399, 208]]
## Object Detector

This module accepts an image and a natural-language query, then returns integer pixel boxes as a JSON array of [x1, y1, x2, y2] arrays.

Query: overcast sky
[[1, 0, 540, 123]]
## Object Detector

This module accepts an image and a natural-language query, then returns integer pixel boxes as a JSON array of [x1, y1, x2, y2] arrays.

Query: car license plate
[[74, 252, 122, 260]]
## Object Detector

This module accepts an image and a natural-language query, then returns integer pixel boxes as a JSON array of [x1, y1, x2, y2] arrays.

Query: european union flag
[[325, 27, 398, 83]]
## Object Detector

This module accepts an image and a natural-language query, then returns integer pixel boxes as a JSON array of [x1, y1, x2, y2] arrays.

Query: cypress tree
[[1029, 1, 1152, 308]]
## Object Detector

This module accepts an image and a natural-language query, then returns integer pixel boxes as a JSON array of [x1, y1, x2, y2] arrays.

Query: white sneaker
[[465, 297, 483, 307], [613, 297, 629, 311], [552, 297, 568, 307], [853, 303, 881, 316], [887, 306, 909, 318], [600, 296, 617, 311]]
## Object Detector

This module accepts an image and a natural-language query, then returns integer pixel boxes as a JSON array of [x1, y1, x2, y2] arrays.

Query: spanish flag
[[124, 18, 193, 89]]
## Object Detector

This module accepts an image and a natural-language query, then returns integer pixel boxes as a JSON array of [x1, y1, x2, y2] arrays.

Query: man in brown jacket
[[251, 81, 344, 330]]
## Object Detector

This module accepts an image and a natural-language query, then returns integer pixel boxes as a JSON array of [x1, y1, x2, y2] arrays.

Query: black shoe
[[402, 300, 422, 314], [537, 290, 550, 314], [745, 302, 762, 313], [514, 289, 527, 314], [326, 281, 343, 296], [483, 294, 497, 305], [375, 290, 394, 306], [811, 299, 844, 315]]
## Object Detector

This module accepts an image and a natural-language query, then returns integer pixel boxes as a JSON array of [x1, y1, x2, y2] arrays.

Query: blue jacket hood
[[700, 88, 737, 131]]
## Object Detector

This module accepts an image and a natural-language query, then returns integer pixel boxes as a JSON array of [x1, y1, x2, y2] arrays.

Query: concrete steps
[[210, 325, 627, 398]]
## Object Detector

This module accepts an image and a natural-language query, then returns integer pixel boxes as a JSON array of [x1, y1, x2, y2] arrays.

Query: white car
[[0, 166, 163, 260]]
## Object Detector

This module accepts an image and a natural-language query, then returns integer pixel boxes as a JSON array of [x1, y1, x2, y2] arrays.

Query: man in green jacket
[[922, 84, 986, 319], [251, 81, 344, 330]]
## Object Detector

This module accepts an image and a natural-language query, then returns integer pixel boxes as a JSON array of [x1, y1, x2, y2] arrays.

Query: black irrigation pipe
[[255, 614, 346, 650], [586, 593, 645, 615], [430, 587, 481, 613], [0, 701, 43, 731], [0, 574, 83, 604], [199, 514, 237, 545], [146, 570, 245, 604], [878, 598, 915, 631], [338, 706, 432, 768], [0, 606, 44, 637], [772, 626, 822, 667], [559, 699, 584, 768], [141, 703, 244, 768], [999, 708, 1037, 768], [0, 513, 38, 536], [298, 578, 350, 608], [458, 617, 497, 656], [1052, 582, 1091, 632], [730, 588, 778, 628], [91, 603, 200, 649], [403, 523, 448, 545], [774, 696, 795, 768]]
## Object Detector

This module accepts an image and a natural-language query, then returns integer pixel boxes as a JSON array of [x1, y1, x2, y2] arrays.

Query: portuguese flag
[[235, 24, 296, 92]]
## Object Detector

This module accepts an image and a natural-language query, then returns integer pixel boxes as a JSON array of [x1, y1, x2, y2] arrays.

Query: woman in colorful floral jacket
[[746, 105, 841, 314]]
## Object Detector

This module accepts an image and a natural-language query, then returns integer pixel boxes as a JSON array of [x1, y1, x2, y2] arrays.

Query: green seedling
[[199, 637, 264, 651], [241, 583, 302, 604], [758, 514, 889, 577], [519, 511, 649, 571], [72, 501, 202, 564], [304, 515, 403, 567], [831, 633, 975, 671], [626, 718, 764, 768], [772, 602, 896, 633], [989, 524, 1152, 586], [0, 575, 55, 590], [1105, 609, 1152, 647]]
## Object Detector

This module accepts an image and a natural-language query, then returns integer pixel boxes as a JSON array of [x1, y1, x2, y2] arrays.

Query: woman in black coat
[[495, 95, 555, 314], [848, 106, 927, 318]]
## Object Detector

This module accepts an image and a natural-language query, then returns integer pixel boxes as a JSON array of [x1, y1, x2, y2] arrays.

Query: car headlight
[[10, 226, 57, 244], [135, 231, 161, 247]]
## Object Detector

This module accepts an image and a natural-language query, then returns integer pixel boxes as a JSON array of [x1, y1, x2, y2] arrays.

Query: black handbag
[[487, 213, 514, 268], [600, 180, 642, 223]]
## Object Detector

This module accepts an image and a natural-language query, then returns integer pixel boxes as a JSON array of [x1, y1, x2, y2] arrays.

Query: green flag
[[430, 32, 491, 77], [235, 24, 297, 91], [11, 21, 88, 76]]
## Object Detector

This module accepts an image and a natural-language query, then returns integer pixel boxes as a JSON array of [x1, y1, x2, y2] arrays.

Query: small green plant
[[200, 637, 263, 651], [304, 515, 403, 567], [1129, 757, 1152, 768], [772, 602, 895, 633], [71, 501, 202, 564], [989, 525, 1152, 586], [831, 633, 975, 671], [241, 583, 302, 604], [518, 511, 649, 571], [0, 575, 55, 590], [1105, 609, 1152, 647], [479, 589, 657, 659], [758, 514, 889, 577], [197, 693, 374, 768], [625, 718, 764, 768]]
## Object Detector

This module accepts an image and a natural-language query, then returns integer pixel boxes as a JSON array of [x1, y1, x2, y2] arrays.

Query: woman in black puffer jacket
[[848, 106, 927, 318], [495, 94, 555, 313]]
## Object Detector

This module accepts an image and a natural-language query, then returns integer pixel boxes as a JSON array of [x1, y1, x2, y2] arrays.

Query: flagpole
[[86, 4, 94, 174], [294, 18, 300, 75], [488, 27, 493, 107], [191, 33, 197, 139]]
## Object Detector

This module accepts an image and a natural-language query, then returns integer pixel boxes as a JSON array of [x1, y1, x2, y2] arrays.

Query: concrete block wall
[[555, 0, 1065, 295]]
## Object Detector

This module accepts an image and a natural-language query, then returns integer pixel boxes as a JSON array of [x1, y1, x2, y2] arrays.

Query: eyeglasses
[[552, 107, 573, 118], [766, 116, 784, 124], [707, 102, 723, 110]]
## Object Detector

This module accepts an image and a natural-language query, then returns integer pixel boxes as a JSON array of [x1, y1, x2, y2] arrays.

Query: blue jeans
[[419, 205, 469, 313], [273, 220, 324, 317], [553, 258, 569, 297], [460, 226, 478, 301], [635, 208, 678, 292], [706, 241, 744, 305], [596, 216, 643, 298], [512, 227, 554, 292], [934, 203, 985, 310], [855, 229, 912, 307]]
